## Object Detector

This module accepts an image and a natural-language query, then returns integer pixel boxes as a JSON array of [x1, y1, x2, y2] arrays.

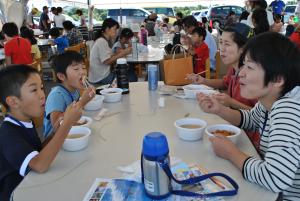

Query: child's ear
[[57, 72, 66, 82], [6, 96, 21, 110]]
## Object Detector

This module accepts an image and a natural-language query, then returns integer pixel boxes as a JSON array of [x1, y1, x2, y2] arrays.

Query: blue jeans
[[92, 72, 116, 86]]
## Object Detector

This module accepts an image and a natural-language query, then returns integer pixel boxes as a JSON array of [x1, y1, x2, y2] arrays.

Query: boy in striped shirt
[[197, 32, 300, 201]]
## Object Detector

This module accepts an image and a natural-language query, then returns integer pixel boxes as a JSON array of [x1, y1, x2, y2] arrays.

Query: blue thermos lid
[[142, 132, 169, 160]]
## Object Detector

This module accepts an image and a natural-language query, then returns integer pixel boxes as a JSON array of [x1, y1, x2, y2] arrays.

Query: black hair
[[163, 17, 169, 23], [63, 20, 75, 31], [43, 6, 48, 11], [252, 8, 270, 35], [191, 26, 206, 40], [274, 14, 282, 21], [182, 15, 198, 29], [120, 28, 134, 39], [76, 9, 83, 16], [51, 50, 84, 82], [176, 12, 183, 19], [239, 11, 249, 22], [250, 0, 267, 10], [241, 32, 300, 96], [56, 7, 63, 14], [2, 22, 19, 37], [50, 7, 56, 12], [228, 11, 235, 16], [223, 24, 253, 49], [94, 18, 119, 41], [20, 28, 37, 45], [49, 27, 60, 38], [202, 17, 208, 24], [0, 65, 39, 109]]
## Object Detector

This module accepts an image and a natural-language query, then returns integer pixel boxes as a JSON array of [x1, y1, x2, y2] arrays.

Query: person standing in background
[[76, 10, 86, 27], [53, 7, 65, 31], [26, 8, 39, 29], [39, 6, 51, 36], [269, 0, 285, 23]]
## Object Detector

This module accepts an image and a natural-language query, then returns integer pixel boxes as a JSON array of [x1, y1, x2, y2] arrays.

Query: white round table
[[14, 82, 278, 201]]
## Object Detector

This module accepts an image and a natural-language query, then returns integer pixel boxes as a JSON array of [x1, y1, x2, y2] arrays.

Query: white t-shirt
[[54, 14, 65, 28], [89, 37, 112, 83], [247, 9, 274, 28]]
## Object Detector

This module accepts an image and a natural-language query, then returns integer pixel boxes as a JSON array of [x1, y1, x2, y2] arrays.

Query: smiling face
[[219, 32, 243, 67], [17, 73, 45, 119], [58, 62, 87, 91]]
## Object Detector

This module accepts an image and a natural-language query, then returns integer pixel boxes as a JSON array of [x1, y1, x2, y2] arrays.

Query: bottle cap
[[117, 58, 127, 65], [142, 132, 169, 159], [148, 64, 158, 71]]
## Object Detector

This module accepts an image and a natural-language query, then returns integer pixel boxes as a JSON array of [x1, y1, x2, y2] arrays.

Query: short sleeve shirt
[[0, 119, 41, 201], [31, 44, 41, 60], [66, 28, 84, 46], [223, 67, 257, 107], [54, 36, 69, 54], [270, 0, 286, 14], [44, 85, 80, 138], [4, 36, 32, 64], [53, 14, 65, 28], [193, 42, 209, 74], [39, 13, 50, 31], [89, 37, 112, 83]]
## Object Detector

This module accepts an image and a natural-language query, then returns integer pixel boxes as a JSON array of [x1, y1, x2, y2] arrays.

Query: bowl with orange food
[[205, 124, 241, 144]]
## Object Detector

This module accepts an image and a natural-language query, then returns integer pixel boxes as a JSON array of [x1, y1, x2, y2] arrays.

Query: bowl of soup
[[84, 95, 105, 111], [174, 118, 207, 141], [63, 126, 91, 151], [100, 88, 123, 103], [205, 124, 241, 144], [74, 116, 93, 128]]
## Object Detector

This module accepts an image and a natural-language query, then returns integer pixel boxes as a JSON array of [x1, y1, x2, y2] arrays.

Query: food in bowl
[[63, 126, 91, 151], [67, 134, 85, 139], [75, 119, 88, 126], [205, 124, 241, 144], [212, 130, 235, 137], [100, 88, 123, 103], [179, 124, 203, 129], [174, 118, 207, 141]]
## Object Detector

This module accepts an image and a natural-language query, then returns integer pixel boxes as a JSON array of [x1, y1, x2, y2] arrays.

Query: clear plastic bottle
[[147, 64, 158, 91], [131, 36, 138, 60]]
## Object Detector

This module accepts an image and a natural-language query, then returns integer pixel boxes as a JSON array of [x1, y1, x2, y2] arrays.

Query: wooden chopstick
[[197, 165, 226, 190]]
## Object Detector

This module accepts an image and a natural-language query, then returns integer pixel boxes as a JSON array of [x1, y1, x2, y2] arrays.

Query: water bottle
[[131, 36, 138, 60], [116, 58, 129, 94], [147, 64, 158, 90], [141, 132, 171, 199]]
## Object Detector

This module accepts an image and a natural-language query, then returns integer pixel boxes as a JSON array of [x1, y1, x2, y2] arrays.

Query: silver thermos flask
[[141, 132, 171, 199]]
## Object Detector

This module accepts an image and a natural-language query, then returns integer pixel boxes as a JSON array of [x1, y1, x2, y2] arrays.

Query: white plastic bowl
[[63, 126, 91, 151], [174, 118, 207, 141], [84, 95, 104, 111], [100, 88, 123, 103], [205, 124, 241, 144], [74, 116, 93, 128], [183, 84, 215, 99]]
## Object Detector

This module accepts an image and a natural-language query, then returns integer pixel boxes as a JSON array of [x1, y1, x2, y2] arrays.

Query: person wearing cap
[[39, 6, 51, 34], [26, 8, 39, 29], [269, 0, 285, 23], [130, 24, 140, 42], [246, 0, 274, 28], [187, 23, 259, 149]]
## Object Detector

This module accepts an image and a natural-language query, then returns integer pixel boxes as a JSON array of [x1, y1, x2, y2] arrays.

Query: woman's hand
[[186, 74, 206, 84], [209, 135, 249, 171], [213, 93, 233, 107], [197, 93, 224, 114]]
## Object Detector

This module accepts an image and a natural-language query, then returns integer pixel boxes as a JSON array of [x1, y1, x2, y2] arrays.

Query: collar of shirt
[[4, 117, 33, 128]]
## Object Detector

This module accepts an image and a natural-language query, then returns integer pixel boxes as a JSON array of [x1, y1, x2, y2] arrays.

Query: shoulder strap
[[160, 161, 239, 198]]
